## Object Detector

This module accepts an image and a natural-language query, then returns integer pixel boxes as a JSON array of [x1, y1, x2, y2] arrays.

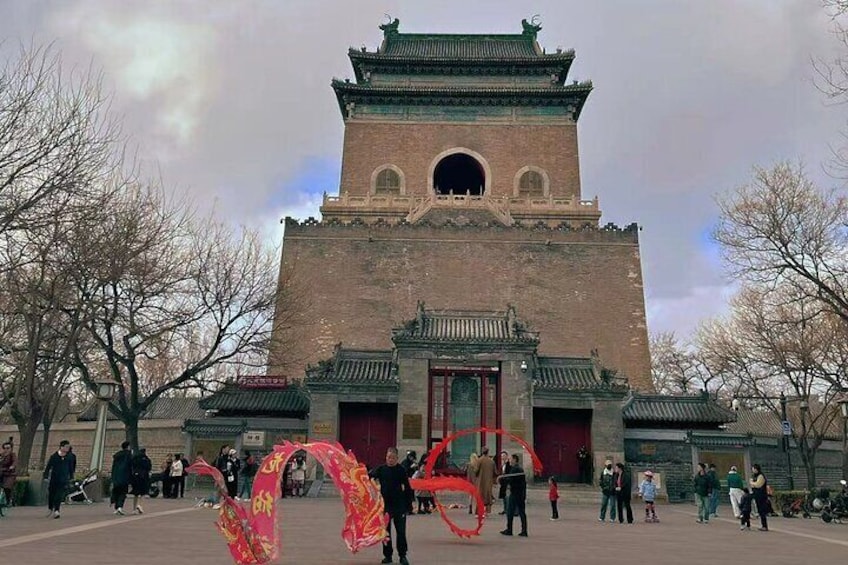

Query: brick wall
[[625, 438, 694, 502], [271, 223, 652, 390], [339, 122, 581, 199], [0, 421, 186, 474]]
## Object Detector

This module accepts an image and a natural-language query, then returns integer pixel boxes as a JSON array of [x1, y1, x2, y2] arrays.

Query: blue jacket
[[639, 480, 658, 501]]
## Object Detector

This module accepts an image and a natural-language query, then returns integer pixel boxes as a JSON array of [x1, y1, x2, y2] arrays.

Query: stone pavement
[[1, 490, 846, 565]]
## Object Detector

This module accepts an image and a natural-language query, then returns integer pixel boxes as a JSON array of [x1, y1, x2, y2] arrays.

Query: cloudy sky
[[1, 0, 844, 340]]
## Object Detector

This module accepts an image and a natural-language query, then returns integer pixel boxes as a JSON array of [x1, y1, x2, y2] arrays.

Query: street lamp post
[[89, 381, 117, 474], [779, 393, 794, 491], [838, 393, 848, 479]]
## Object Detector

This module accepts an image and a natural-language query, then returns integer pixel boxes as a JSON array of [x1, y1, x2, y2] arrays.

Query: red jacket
[[549, 482, 559, 501]]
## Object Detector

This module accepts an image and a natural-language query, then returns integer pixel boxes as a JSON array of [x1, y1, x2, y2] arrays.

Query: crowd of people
[[598, 459, 772, 532]]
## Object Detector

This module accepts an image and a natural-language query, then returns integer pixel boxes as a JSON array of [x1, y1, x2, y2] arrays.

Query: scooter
[[820, 480, 848, 524]]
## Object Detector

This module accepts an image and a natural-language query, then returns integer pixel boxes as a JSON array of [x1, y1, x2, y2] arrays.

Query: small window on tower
[[375, 168, 401, 194], [518, 170, 545, 196]]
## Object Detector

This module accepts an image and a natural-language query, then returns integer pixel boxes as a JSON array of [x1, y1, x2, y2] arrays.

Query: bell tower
[[323, 18, 600, 228]]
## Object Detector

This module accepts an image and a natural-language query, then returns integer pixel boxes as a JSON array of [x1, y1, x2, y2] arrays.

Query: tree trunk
[[39, 422, 52, 469], [15, 419, 40, 474], [125, 416, 140, 453]]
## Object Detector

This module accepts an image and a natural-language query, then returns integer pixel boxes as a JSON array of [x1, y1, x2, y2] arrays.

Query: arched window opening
[[375, 168, 401, 194], [518, 170, 545, 196], [433, 153, 485, 196]]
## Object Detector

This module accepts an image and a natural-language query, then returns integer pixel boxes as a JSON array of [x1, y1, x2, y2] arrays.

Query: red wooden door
[[533, 408, 591, 482], [338, 402, 397, 470]]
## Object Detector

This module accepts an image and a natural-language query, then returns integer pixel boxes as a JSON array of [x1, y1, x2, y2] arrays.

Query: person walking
[[707, 463, 720, 517], [548, 476, 560, 520], [290, 455, 306, 497], [739, 487, 753, 531], [224, 449, 240, 498], [749, 464, 769, 531], [497, 451, 510, 515], [474, 446, 497, 515], [169, 453, 184, 499], [598, 459, 617, 522], [111, 442, 133, 515], [130, 448, 152, 514], [0, 441, 17, 505], [614, 462, 633, 524], [369, 447, 414, 565], [638, 470, 659, 522], [466, 452, 478, 514], [177, 453, 189, 498], [499, 454, 528, 537], [43, 440, 72, 519], [693, 463, 711, 523], [238, 450, 258, 501], [726, 465, 745, 519], [161, 454, 173, 498]]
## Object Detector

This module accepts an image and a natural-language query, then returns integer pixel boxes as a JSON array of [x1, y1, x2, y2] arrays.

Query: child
[[739, 487, 752, 531], [412, 467, 432, 514], [638, 470, 659, 522], [548, 476, 560, 520]]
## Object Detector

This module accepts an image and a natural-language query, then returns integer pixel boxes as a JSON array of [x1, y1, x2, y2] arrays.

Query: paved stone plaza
[[1, 490, 846, 564]]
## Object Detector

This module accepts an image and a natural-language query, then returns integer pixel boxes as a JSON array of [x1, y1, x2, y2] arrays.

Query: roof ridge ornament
[[380, 16, 400, 38], [521, 15, 542, 39]]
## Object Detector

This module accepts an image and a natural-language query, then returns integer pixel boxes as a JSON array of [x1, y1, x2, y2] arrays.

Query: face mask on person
[[606, 464, 612, 470]]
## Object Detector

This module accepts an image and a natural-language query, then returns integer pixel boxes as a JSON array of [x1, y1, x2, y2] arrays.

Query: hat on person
[[730, 465, 738, 472], [644, 470, 654, 477]]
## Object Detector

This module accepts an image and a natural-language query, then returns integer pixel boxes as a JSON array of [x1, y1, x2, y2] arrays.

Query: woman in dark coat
[[130, 448, 152, 514], [749, 464, 769, 531], [0, 441, 17, 505]]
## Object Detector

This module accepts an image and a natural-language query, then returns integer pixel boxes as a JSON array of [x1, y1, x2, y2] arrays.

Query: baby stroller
[[66, 470, 98, 504]]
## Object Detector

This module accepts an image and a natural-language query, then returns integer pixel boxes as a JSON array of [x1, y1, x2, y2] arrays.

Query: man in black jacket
[[614, 462, 633, 524], [369, 447, 414, 565], [111, 442, 133, 515], [43, 440, 72, 519], [499, 454, 528, 537], [497, 451, 511, 515]]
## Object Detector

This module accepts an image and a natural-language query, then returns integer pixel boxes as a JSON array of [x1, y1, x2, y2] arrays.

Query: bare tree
[[0, 43, 117, 239], [0, 221, 88, 471], [714, 162, 848, 328], [68, 182, 290, 450], [649, 331, 732, 395], [699, 285, 845, 489]]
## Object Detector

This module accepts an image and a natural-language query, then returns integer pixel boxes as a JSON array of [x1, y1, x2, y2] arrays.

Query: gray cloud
[[1, 0, 843, 337]]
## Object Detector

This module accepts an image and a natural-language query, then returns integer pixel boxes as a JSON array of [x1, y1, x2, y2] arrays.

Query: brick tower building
[[270, 19, 652, 480]]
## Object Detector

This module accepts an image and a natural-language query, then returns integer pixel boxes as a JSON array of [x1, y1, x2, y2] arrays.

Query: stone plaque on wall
[[402, 414, 423, 440], [509, 418, 526, 439], [312, 421, 333, 435], [640, 443, 657, 456]]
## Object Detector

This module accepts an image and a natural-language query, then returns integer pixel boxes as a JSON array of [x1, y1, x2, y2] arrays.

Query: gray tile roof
[[534, 357, 600, 390], [392, 304, 539, 345], [623, 394, 737, 425], [384, 35, 539, 59], [77, 396, 205, 422], [724, 409, 783, 437], [182, 419, 246, 437], [198, 385, 309, 415], [306, 349, 397, 387]]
